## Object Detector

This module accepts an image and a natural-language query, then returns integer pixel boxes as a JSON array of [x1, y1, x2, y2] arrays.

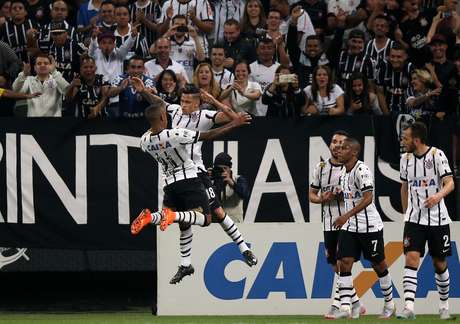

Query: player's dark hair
[[212, 42, 225, 50], [181, 83, 201, 95], [35, 53, 51, 62], [391, 42, 407, 52], [306, 34, 323, 43], [101, 0, 114, 7], [172, 14, 187, 23], [144, 97, 166, 122], [405, 121, 428, 144], [332, 130, 350, 138], [258, 37, 274, 47], [234, 60, 251, 75], [224, 18, 240, 27], [344, 137, 361, 154]]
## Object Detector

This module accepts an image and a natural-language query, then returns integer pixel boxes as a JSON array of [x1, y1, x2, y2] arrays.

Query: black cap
[[214, 152, 232, 168], [348, 29, 365, 40], [50, 21, 67, 33], [429, 34, 447, 45]]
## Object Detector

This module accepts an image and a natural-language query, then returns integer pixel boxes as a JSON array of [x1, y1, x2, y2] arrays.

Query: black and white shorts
[[403, 222, 451, 258], [198, 172, 222, 211], [324, 230, 340, 265], [163, 177, 210, 215], [337, 230, 386, 264]]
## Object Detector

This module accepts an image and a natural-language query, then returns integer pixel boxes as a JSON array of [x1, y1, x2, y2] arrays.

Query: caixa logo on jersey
[[203, 242, 460, 300]]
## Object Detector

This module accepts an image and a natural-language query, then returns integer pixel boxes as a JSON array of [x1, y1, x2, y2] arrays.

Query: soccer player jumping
[[398, 122, 455, 320]]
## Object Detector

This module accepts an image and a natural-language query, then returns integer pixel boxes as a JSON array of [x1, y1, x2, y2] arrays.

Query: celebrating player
[[309, 130, 365, 319], [398, 122, 455, 320], [333, 137, 395, 319], [130, 95, 251, 237]]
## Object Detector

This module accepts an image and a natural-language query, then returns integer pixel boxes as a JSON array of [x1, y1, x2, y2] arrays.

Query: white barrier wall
[[157, 223, 460, 315]]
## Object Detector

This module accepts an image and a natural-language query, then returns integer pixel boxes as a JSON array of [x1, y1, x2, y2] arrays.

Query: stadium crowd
[[0, 0, 459, 171]]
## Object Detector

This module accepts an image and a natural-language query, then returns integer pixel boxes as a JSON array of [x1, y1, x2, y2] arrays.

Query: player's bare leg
[[373, 260, 395, 319], [213, 207, 257, 267]]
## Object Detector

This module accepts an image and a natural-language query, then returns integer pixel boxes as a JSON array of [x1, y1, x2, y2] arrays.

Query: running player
[[398, 122, 455, 320], [333, 137, 395, 319], [309, 131, 365, 319]]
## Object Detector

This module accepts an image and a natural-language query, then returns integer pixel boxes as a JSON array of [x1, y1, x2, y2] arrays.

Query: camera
[[279, 74, 296, 84], [255, 28, 267, 36], [211, 166, 224, 179]]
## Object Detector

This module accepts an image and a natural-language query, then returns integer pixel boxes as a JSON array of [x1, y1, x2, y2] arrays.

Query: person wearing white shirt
[[88, 27, 136, 83], [144, 37, 189, 85], [249, 38, 280, 116], [210, 44, 234, 89], [303, 65, 345, 116], [221, 61, 262, 115], [12, 54, 69, 117], [213, 0, 245, 43]]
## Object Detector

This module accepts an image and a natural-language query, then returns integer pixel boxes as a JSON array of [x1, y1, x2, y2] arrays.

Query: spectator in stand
[[427, 3, 459, 59], [192, 62, 221, 100], [114, 5, 149, 59], [397, 0, 435, 67], [364, 15, 395, 66], [0, 73, 41, 116], [303, 65, 345, 116], [108, 55, 155, 118], [0, 0, 38, 62], [30, 22, 87, 83], [346, 72, 382, 115], [335, 29, 375, 92], [0, 40, 22, 79], [454, 50, 460, 174], [77, 0, 102, 36], [222, 18, 257, 69], [12, 54, 69, 117], [144, 37, 189, 84], [240, 0, 266, 44], [37, 1, 80, 54], [293, 0, 328, 35], [158, 0, 214, 58], [213, 0, 245, 43], [221, 60, 262, 115], [405, 69, 441, 122], [156, 69, 181, 105], [427, 33, 458, 164], [249, 38, 280, 116], [97, 0, 117, 32], [210, 43, 234, 90], [263, 8, 290, 66], [25, 0, 50, 26], [129, 0, 160, 48], [89, 27, 136, 83], [0, 1, 11, 27], [165, 14, 205, 81], [376, 43, 414, 115], [66, 55, 110, 118], [262, 65, 305, 118], [292, 35, 329, 88]]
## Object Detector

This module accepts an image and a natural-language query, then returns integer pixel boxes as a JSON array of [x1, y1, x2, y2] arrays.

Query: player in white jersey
[[332, 137, 395, 319], [130, 93, 251, 277], [398, 122, 455, 320], [131, 80, 257, 284], [309, 131, 365, 319]]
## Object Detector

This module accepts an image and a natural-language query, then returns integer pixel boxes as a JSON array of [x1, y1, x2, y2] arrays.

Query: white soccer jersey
[[400, 147, 453, 226], [310, 159, 345, 231], [140, 128, 200, 186], [213, 0, 245, 42], [167, 104, 218, 172], [249, 61, 280, 116], [213, 68, 234, 89], [170, 37, 197, 81], [144, 58, 190, 82], [340, 160, 383, 233], [160, 0, 214, 57]]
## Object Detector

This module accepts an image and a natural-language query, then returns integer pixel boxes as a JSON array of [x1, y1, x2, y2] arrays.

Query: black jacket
[[262, 86, 306, 118]]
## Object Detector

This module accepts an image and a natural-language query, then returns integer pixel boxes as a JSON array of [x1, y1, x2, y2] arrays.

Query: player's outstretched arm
[[199, 113, 251, 141]]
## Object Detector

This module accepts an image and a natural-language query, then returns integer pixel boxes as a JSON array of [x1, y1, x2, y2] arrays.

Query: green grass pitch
[[0, 313, 456, 324]]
